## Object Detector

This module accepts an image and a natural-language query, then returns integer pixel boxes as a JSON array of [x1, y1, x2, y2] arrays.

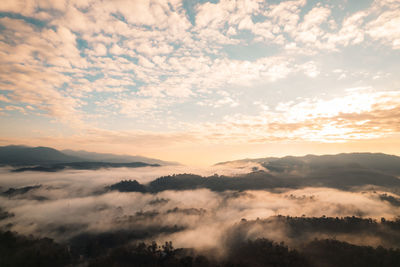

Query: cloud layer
[[0, 0, 399, 163]]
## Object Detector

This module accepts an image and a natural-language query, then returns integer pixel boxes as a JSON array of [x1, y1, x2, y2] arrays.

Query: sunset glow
[[0, 0, 399, 165]]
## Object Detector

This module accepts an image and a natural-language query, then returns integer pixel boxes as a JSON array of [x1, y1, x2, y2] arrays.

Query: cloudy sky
[[0, 0, 399, 165]]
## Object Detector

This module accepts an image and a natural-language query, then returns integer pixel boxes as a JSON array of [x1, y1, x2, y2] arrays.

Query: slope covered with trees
[[2, 216, 400, 267]]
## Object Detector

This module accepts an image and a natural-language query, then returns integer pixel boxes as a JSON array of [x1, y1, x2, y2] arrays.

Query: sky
[[0, 0, 399, 165]]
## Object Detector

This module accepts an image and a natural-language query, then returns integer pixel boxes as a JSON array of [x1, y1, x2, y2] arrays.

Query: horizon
[[1, 0, 399, 165], [2, 1, 400, 264], [2, 143, 400, 167]]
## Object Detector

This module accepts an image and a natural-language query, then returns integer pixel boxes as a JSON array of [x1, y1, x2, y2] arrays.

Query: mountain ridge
[[0, 145, 175, 166], [61, 149, 178, 165], [215, 152, 400, 176]]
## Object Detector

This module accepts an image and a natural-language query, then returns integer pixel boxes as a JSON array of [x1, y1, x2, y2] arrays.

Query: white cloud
[[93, 43, 107, 56], [301, 61, 320, 78], [187, 89, 400, 144], [326, 11, 367, 47], [367, 9, 400, 49], [0, 0, 399, 148]]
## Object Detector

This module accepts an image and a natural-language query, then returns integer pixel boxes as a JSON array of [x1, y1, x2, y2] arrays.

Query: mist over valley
[[1, 147, 400, 266]]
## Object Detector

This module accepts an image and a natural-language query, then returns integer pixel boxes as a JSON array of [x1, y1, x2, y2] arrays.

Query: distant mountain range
[[0, 145, 83, 165], [61, 149, 178, 165], [0, 145, 176, 171], [216, 153, 400, 176]]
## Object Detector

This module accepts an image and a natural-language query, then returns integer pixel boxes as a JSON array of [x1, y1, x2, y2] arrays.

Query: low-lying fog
[[0, 162, 262, 189], [1, 163, 400, 253]]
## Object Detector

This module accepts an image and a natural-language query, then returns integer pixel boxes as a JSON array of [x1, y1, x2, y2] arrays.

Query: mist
[[1, 165, 400, 253]]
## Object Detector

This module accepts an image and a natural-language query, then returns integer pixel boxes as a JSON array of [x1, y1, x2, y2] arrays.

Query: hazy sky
[[0, 0, 399, 165]]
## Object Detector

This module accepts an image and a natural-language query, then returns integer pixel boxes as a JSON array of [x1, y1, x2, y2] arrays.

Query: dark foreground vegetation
[[1, 231, 400, 267], [2, 216, 400, 267]]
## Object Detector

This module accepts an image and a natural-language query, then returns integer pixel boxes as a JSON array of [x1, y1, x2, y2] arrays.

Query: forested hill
[[1, 216, 400, 267], [108, 169, 400, 193], [216, 153, 400, 176], [0, 145, 83, 165], [0, 145, 169, 170]]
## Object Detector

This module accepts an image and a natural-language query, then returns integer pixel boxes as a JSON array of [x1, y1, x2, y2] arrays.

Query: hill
[[216, 153, 400, 176], [0, 145, 83, 165], [0, 145, 171, 169], [61, 149, 178, 165]]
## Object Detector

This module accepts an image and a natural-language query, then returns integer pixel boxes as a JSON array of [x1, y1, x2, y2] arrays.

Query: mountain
[[61, 149, 178, 165], [0, 145, 174, 167], [215, 153, 400, 176], [0, 145, 83, 165]]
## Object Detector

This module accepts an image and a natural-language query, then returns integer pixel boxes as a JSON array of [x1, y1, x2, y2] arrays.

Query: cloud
[[2, 88, 398, 154], [0, 0, 37, 16], [0, 95, 11, 103], [301, 61, 320, 78], [0, 16, 86, 126], [187, 89, 400, 144], [0, 0, 399, 157], [4, 105, 27, 114], [325, 11, 367, 48], [367, 9, 400, 49], [295, 6, 331, 45], [93, 43, 107, 56]]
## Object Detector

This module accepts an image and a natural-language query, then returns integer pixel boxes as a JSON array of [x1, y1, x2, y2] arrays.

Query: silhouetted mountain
[[62, 149, 178, 165], [298, 168, 400, 189], [0, 145, 172, 169], [0, 145, 83, 165], [216, 153, 400, 176], [12, 162, 160, 172]]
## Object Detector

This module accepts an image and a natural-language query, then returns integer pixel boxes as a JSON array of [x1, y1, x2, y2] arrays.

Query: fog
[[1, 165, 400, 256], [0, 163, 264, 190]]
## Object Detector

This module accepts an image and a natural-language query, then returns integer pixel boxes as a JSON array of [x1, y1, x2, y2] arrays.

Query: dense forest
[[107, 170, 400, 193], [2, 216, 400, 267]]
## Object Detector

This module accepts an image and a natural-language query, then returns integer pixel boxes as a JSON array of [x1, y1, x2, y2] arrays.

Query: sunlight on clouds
[[367, 9, 400, 49], [190, 89, 400, 144], [0, 0, 399, 163]]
